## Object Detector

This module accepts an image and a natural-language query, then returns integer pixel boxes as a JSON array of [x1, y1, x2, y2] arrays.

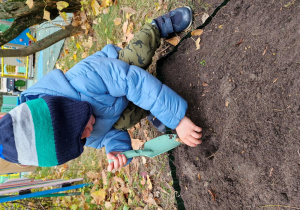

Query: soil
[[158, 0, 300, 209]]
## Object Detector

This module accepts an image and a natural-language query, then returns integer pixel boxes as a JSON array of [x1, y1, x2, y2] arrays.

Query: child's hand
[[175, 116, 202, 147], [107, 152, 127, 172]]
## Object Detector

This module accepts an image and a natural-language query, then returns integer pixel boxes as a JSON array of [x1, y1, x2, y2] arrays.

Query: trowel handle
[[108, 150, 152, 163]]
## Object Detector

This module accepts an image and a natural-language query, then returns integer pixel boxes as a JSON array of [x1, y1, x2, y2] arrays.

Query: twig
[[259, 205, 300, 209]]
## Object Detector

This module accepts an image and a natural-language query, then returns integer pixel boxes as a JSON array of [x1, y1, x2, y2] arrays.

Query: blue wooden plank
[[0, 183, 88, 203]]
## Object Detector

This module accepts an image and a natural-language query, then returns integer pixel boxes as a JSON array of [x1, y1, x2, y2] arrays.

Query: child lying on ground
[[0, 7, 202, 171]]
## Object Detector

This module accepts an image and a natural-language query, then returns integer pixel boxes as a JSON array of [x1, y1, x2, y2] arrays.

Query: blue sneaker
[[152, 6, 193, 38], [147, 114, 166, 133]]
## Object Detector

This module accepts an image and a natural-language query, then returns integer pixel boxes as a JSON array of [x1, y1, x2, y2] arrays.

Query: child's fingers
[[121, 154, 127, 166], [194, 126, 202, 133], [183, 137, 197, 147], [191, 131, 202, 139], [107, 162, 114, 172], [187, 136, 201, 146], [117, 154, 124, 168], [113, 156, 119, 169]]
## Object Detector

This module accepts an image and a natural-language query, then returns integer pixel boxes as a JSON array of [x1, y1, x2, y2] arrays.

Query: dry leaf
[[143, 193, 157, 206], [121, 7, 137, 14], [114, 18, 122, 26], [141, 176, 146, 185], [202, 13, 209, 23], [43, 10, 51, 21], [142, 157, 147, 164], [91, 0, 101, 16], [56, 1, 69, 11], [25, 0, 34, 8], [203, 82, 209, 86], [126, 33, 134, 42], [105, 202, 112, 209], [122, 20, 129, 34], [191, 29, 203, 36], [225, 101, 229, 107], [198, 173, 201, 181], [195, 37, 201, 50], [82, 52, 88, 58], [166, 36, 180, 46], [86, 171, 99, 179], [147, 175, 153, 190], [91, 189, 106, 204], [102, 170, 108, 186], [113, 176, 125, 187], [131, 138, 145, 150], [103, 8, 110, 14]]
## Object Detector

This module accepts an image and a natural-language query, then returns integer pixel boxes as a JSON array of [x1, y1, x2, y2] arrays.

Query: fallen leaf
[[91, 189, 106, 204], [43, 10, 51, 21], [203, 82, 209, 86], [225, 101, 229, 107], [102, 170, 108, 185], [191, 29, 203, 36], [25, 0, 34, 8], [76, 42, 81, 49], [122, 20, 129, 34], [56, 1, 69, 11], [121, 7, 137, 14], [113, 176, 125, 187], [142, 157, 147, 164], [273, 78, 278, 83], [166, 36, 180, 46], [114, 18, 122, 26], [218, 25, 223, 29], [141, 176, 146, 186], [131, 138, 145, 150], [86, 171, 99, 179], [91, 0, 101, 16], [82, 52, 88, 58], [105, 202, 112, 209], [147, 175, 153, 190], [202, 13, 209, 23], [195, 37, 201, 50], [103, 8, 110, 14], [143, 193, 157, 206]]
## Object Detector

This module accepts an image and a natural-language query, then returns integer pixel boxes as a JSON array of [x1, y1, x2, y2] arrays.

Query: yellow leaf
[[191, 29, 203, 36], [25, 0, 34, 8], [126, 13, 131, 19], [91, 0, 101, 16], [26, 33, 36, 42], [105, 0, 112, 6], [195, 37, 201, 50], [73, 54, 77, 61], [43, 10, 51, 21], [147, 175, 152, 190], [59, 12, 68, 23], [107, 38, 113, 44], [218, 25, 223, 29], [91, 189, 106, 204], [76, 42, 81, 49], [166, 36, 180, 46], [56, 1, 69, 11], [114, 18, 122, 26]]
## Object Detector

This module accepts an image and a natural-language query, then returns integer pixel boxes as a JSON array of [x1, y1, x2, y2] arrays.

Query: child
[[0, 7, 202, 171]]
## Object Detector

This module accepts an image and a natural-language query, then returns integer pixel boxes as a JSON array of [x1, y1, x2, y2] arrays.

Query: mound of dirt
[[159, 0, 300, 209]]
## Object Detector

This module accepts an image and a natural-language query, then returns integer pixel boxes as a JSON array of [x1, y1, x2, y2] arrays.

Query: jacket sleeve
[[86, 128, 133, 165], [66, 54, 187, 129]]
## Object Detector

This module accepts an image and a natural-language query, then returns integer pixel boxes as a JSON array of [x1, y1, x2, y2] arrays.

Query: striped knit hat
[[0, 95, 92, 167]]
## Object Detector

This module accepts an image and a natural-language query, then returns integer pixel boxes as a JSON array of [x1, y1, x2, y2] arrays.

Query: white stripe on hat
[[9, 103, 38, 166]]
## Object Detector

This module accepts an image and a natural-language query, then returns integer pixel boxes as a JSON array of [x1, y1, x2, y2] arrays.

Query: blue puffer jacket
[[20, 44, 187, 159]]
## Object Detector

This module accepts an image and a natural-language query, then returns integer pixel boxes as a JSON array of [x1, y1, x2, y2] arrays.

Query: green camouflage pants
[[113, 23, 161, 131]]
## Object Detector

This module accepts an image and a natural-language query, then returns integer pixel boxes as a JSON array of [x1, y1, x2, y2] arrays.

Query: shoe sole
[[183, 6, 193, 30]]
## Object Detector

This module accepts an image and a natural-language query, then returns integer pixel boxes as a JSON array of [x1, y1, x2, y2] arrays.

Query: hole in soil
[[280, 192, 289, 202], [204, 144, 219, 160]]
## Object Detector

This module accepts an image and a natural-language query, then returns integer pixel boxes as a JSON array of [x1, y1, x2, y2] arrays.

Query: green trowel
[[108, 134, 182, 163]]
